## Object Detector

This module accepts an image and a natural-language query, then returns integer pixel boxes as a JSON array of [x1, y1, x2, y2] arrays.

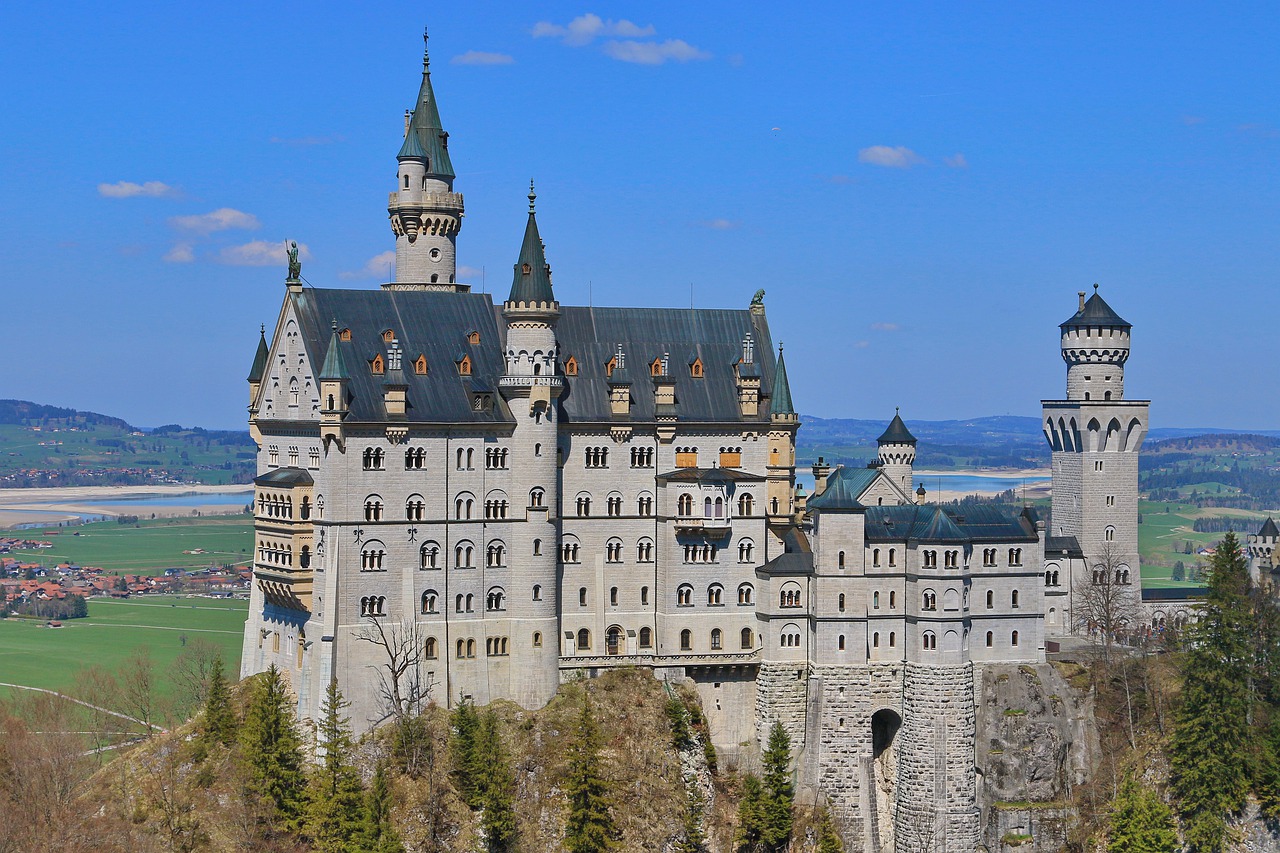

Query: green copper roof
[[769, 346, 795, 415], [319, 323, 349, 381], [1060, 284, 1130, 329], [247, 326, 269, 382], [808, 466, 878, 511], [507, 185, 556, 305], [877, 411, 917, 445], [397, 37, 455, 178]]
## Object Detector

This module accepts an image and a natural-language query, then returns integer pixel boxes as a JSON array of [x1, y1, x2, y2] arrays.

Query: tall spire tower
[[386, 29, 466, 291]]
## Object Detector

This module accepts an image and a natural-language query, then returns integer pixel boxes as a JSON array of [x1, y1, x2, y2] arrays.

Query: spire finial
[[260, 323, 265, 335], [895, 406, 900, 414], [331, 318, 338, 332], [778, 341, 784, 354], [528, 179, 536, 213], [1093, 282, 1099, 292], [423, 27, 430, 70]]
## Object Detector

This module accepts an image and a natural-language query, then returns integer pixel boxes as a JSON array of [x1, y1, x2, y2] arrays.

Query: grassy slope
[[1138, 499, 1270, 587], [9, 516, 254, 574], [0, 595, 246, 697]]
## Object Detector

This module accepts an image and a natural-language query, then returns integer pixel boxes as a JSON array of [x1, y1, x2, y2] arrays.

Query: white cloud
[[858, 145, 925, 169], [219, 240, 311, 267], [163, 243, 195, 263], [701, 218, 740, 230], [532, 14, 655, 46], [452, 50, 515, 66], [338, 250, 396, 281], [458, 265, 484, 280], [854, 340, 870, 349], [604, 39, 711, 64], [171, 207, 260, 234], [98, 180, 179, 199], [871, 322, 900, 332], [943, 153, 969, 169]]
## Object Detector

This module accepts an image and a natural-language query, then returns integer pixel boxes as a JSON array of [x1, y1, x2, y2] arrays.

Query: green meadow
[[0, 594, 247, 699], [9, 515, 254, 575], [1138, 499, 1269, 588]]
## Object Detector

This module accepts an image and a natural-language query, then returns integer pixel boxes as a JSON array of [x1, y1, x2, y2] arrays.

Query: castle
[[240, 33, 1147, 851]]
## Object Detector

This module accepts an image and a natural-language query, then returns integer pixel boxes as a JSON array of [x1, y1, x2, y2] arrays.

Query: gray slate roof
[[864, 504, 1037, 544], [769, 348, 795, 416], [248, 328, 269, 382], [507, 197, 555, 305], [1061, 285, 1130, 329], [254, 467, 314, 487], [877, 412, 917, 445], [1260, 518, 1279, 538], [398, 50, 455, 178], [807, 466, 879, 511]]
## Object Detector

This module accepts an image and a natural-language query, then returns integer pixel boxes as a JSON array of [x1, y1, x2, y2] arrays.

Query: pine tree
[[450, 699, 484, 808], [306, 679, 366, 853], [202, 654, 236, 747], [1108, 776, 1177, 853], [479, 710, 518, 853], [1170, 532, 1253, 852], [1256, 712, 1280, 820], [360, 763, 405, 853], [734, 774, 765, 852], [239, 664, 307, 830], [759, 722, 794, 852], [815, 806, 843, 853], [564, 692, 616, 853]]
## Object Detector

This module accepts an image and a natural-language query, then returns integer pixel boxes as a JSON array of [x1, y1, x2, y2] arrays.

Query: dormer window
[[458, 355, 472, 376], [467, 330, 480, 345], [370, 354, 385, 375], [565, 357, 578, 376], [339, 328, 352, 342], [690, 358, 704, 378], [651, 358, 664, 377], [522, 263, 532, 275], [382, 329, 396, 343], [414, 355, 428, 376]]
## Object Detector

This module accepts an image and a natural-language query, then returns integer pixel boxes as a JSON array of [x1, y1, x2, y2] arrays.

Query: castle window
[[561, 541, 580, 563], [576, 494, 592, 517], [363, 496, 384, 522], [467, 330, 480, 345], [690, 358, 704, 378], [1012, 589, 1020, 608], [486, 542, 507, 568], [487, 587, 505, 611], [838, 593, 845, 612], [533, 584, 542, 601], [889, 591, 896, 608], [738, 493, 754, 516], [577, 629, 591, 651], [454, 495, 474, 519], [710, 628, 722, 650], [779, 583, 802, 608], [485, 447, 510, 470], [642, 586, 650, 605], [677, 493, 693, 515], [738, 539, 755, 563], [362, 447, 385, 470], [637, 493, 654, 516], [607, 494, 622, 517], [680, 629, 692, 651], [1105, 526, 1115, 542], [425, 637, 438, 659], [414, 354, 428, 375], [533, 632, 543, 647], [889, 632, 896, 648], [888, 548, 897, 567], [404, 174, 409, 189], [522, 263, 532, 275], [675, 448, 698, 468], [839, 551, 846, 570], [457, 355, 472, 376], [371, 354, 385, 375], [565, 356, 578, 376], [420, 542, 439, 570], [922, 589, 937, 611], [677, 584, 693, 607], [309, 447, 320, 468], [738, 584, 754, 606], [299, 546, 310, 569], [983, 548, 996, 567], [708, 584, 724, 606], [467, 639, 476, 657], [873, 632, 880, 648], [289, 379, 299, 407], [637, 538, 654, 562], [1009, 548, 1023, 565], [579, 587, 588, 607], [923, 631, 937, 650], [421, 590, 438, 614], [1011, 630, 1020, 647], [406, 447, 427, 469], [923, 550, 938, 569], [382, 329, 395, 343], [454, 542, 475, 568], [741, 628, 754, 650], [530, 488, 545, 508], [606, 539, 623, 563], [639, 627, 653, 648], [1106, 494, 1115, 507], [986, 631, 994, 648], [406, 495, 425, 521], [359, 596, 386, 617], [631, 447, 655, 469], [873, 549, 881, 568], [651, 358, 664, 377], [873, 591, 880, 609], [609, 587, 618, 607], [838, 635, 846, 651], [944, 550, 958, 569], [584, 447, 609, 468], [986, 590, 994, 608], [534, 539, 542, 556]]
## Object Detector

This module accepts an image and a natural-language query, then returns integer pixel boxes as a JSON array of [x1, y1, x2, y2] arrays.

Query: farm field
[[1138, 499, 1271, 588], [9, 515, 253, 575], [0, 594, 247, 699]]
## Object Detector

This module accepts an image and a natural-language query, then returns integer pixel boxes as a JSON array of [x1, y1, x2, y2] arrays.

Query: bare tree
[[121, 647, 160, 736], [355, 616, 435, 722], [169, 637, 223, 721], [1072, 542, 1142, 665]]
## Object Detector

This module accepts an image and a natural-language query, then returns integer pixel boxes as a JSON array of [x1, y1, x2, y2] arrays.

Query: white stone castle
[[240, 33, 1148, 851]]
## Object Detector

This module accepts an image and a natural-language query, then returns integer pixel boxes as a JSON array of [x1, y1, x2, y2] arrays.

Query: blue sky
[[1, 2, 1276, 430]]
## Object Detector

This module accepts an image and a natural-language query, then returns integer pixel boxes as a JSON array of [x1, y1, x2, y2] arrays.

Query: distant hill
[[0, 400, 255, 488]]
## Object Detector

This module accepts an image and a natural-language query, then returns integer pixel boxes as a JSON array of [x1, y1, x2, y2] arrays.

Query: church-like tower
[[876, 409, 917, 497], [766, 345, 799, 523], [387, 31, 465, 291], [1043, 285, 1148, 630], [498, 184, 563, 706]]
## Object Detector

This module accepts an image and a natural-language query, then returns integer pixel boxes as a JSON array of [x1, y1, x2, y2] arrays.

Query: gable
[[256, 303, 321, 421]]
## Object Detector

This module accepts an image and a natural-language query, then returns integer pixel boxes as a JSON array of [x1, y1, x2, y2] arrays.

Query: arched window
[[738, 539, 755, 563], [425, 637, 438, 659], [707, 584, 723, 606], [577, 629, 591, 651], [606, 538, 623, 563], [740, 627, 755, 649], [677, 584, 693, 606], [838, 635, 846, 651], [889, 632, 896, 648], [888, 548, 897, 567], [714, 496, 724, 517], [873, 632, 880, 648], [299, 546, 310, 569], [405, 495, 425, 521], [454, 541, 474, 568], [678, 494, 693, 516], [609, 586, 618, 606], [1009, 548, 1023, 566], [838, 551, 846, 569], [360, 542, 386, 571], [710, 628, 723, 650], [420, 541, 440, 570], [838, 593, 845, 612], [639, 627, 653, 648], [1011, 589, 1020, 608], [922, 589, 937, 611], [561, 539, 581, 563], [637, 538, 654, 562], [530, 487, 545, 508], [1011, 630, 1020, 647], [637, 492, 654, 516], [780, 583, 802, 608], [487, 587, 505, 611], [532, 583, 542, 601], [986, 631, 994, 648], [923, 631, 937, 650], [873, 548, 881, 567], [680, 629, 692, 651], [364, 495, 384, 522], [873, 591, 880, 609], [889, 591, 896, 608], [704, 496, 714, 517], [738, 583, 754, 606], [738, 493, 754, 516], [986, 589, 994, 609], [1105, 526, 1115, 542], [486, 541, 507, 567], [579, 587, 587, 606], [421, 590, 438, 613], [576, 493, 592, 517]]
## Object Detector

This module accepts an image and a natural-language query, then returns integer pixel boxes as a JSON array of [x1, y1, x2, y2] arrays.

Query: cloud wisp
[[219, 240, 311, 268], [163, 243, 195, 264], [171, 208, 261, 234], [858, 146, 925, 169], [943, 153, 969, 169], [533, 13, 709, 65], [453, 50, 516, 66], [98, 180, 179, 199], [339, 250, 396, 281], [871, 322, 900, 332], [701, 218, 740, 230]]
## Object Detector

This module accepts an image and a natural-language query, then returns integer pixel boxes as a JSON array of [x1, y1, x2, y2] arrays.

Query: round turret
[[877, 410, 917, 496], [1060, 284, 1131, 402]]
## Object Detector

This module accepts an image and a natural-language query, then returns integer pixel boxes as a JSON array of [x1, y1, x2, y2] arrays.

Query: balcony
[[559, 650, 760, 669], [674, 516, 732, 535]]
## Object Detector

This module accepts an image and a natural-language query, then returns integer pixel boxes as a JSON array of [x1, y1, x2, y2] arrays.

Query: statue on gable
[[751, 288, 765, 307], [285, 241, 302, 281]]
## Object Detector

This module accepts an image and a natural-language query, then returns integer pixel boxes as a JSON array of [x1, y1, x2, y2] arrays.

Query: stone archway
[[870, 708, 902, 852]]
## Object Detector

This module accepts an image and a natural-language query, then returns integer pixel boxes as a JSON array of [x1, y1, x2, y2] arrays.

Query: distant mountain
[[0, 399, 135, 431]]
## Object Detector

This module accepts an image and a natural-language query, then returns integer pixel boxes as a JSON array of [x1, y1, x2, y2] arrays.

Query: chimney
[[1078, 290, 1086, 311], [916, 484, 927, 505], [812, 456, 832, 496], [404, 110, 412, 138]]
